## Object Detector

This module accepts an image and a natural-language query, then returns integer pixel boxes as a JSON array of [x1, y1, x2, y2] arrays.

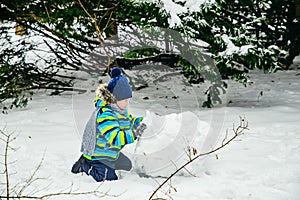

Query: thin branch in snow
[[0, 129, 116, 199], [182, 166, 197, 177], [222, 129, 229, 146], [149, 117, 249, 200], [16, 152, 46, 196]]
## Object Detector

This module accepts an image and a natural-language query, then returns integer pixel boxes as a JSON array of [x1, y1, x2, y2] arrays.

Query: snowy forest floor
[[1, 60, 300, 199]]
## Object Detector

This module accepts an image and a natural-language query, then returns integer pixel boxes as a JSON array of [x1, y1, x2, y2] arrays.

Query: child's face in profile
[[116, 99, 130, 110]]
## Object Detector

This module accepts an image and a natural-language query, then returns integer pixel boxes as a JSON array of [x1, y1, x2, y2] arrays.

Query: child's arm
[[131, 116, 143, 130], [128, 110, 143, 130], [97, 111, 136, 148]]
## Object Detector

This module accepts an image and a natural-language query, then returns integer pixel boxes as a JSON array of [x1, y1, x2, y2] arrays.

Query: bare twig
[[0, 130, 16, 199], [222, 129, 229, 146], [0, 130, 20, 199], [0, 129, 116, 199], [0, 188, 113, 199], [149, 117, 249, 200], [17, 152, 46, 196], [77, 0, 119, 72], [182, 167, 197, 177]]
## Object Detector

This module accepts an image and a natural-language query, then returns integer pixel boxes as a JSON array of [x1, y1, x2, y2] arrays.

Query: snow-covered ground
[[1, 57, 300, 200]]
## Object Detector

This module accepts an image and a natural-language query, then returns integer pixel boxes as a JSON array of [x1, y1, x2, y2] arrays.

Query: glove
[[133, 117, 143, 130], [134, 123, 147, 137]]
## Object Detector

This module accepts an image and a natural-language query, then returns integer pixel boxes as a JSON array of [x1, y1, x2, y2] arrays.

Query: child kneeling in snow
[[71, 67, 147, 182]]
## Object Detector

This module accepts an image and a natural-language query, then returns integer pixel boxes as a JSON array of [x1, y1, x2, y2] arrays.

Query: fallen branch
[[0, 129, 116, 199], [0, 186, 112, 199], [149, 117, 249, 200]]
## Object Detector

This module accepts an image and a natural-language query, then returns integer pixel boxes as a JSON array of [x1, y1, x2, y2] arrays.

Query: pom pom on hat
[[107, 67, 132, 101], [110, 67, 122, 78]]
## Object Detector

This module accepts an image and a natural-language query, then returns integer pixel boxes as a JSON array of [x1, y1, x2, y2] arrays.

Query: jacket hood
[[95, 83, 115, 105]]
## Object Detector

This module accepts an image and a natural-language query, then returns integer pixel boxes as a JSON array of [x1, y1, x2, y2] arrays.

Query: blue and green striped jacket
[[83, 98, 143, 161]]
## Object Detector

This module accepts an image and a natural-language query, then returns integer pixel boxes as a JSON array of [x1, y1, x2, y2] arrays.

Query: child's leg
[[82, 159, 118, 182], [114, 152, 132, 171], [71, 155, 85, 174]]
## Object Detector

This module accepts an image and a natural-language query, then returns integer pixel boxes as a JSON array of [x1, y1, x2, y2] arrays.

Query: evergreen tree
[[0, 0, 164, 111], [174, 0, 299, 106], [1, 0, 299, 111]]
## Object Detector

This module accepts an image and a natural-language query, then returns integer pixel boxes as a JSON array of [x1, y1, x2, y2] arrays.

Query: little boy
[[71, 67, 146, 182]]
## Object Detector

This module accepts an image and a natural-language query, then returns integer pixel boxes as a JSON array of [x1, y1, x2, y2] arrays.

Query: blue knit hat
[[107, 67, 132, 101]]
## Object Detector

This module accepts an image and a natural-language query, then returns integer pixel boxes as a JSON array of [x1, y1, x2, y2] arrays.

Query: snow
[[219, 35, 255, 56], [144, 0, 213, 27], [1, 66, 300, 199], [1, 2, 300, 198], [160, 0, 187, 27]]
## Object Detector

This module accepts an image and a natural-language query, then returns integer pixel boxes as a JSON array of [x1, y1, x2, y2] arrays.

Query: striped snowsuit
[[83, 98, 143, 161]]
